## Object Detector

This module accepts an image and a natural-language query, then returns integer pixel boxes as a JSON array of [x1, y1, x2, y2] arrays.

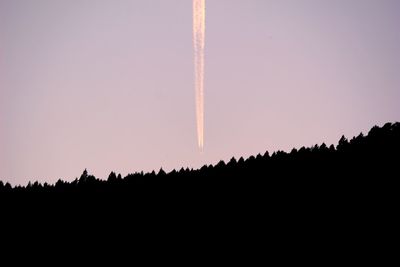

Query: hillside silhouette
[[1, 122, 399, 198], [1, 122, 399, 249]]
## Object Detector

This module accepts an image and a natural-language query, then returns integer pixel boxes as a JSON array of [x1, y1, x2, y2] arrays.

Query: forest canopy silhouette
[[1, 122, 399, 195]]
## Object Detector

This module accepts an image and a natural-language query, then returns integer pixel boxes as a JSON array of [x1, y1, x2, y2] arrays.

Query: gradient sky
[[1, 0, 399, 185]]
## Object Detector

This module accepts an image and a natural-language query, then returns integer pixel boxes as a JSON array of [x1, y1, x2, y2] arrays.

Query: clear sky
[[1, 0, 399, 185]]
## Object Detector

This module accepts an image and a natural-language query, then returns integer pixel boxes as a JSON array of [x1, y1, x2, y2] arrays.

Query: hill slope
[[1, 122, 398, 243], [1, 122, 399, 196]]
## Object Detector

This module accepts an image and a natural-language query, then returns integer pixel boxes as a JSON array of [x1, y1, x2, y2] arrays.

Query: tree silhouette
[[0, 122, 399, 197]]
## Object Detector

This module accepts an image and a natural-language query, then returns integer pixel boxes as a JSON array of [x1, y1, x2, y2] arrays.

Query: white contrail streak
[[193, 0, 205, 151]]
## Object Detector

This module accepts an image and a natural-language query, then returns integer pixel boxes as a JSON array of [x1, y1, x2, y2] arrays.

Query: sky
[[1, 0, 399, 185]]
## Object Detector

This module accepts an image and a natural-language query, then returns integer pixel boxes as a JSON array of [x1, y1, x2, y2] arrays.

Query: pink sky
[[1, 0, 400, 185]]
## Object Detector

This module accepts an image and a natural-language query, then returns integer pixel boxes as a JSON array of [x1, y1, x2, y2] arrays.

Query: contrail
[[193, 0, 205, 151]]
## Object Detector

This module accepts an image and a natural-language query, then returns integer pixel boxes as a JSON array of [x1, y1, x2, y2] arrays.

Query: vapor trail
[[193, 0, 205, 151]]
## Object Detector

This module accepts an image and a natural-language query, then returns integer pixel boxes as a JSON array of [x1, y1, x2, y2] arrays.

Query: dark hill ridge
[[1, 122, 399, 246], [1, 122, 399, 195]]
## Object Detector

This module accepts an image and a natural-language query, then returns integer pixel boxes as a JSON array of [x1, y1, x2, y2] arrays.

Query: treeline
[[1, 122, 399, 194]]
